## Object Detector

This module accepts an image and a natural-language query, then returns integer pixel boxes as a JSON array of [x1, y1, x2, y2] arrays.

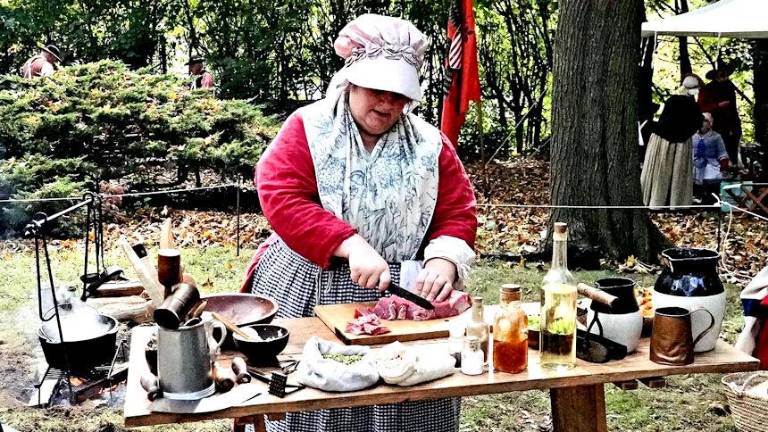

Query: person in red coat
[[241, 14, 477, 432], [186, 57, 215, 90], [19, 44, 61, 78], [698, 68, 742, 164]]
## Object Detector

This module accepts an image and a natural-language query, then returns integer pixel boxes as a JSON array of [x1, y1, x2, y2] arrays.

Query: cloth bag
[[295, 337, 379, 392], [376, 342, 456, 386]]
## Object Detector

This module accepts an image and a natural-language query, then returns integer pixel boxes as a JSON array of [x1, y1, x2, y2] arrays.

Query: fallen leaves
[[2, 157, 764, 283]]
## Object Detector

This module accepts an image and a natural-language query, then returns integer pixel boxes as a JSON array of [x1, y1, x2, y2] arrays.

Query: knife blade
[[149, 383, 261, 414], [385, 283, 435, 310]]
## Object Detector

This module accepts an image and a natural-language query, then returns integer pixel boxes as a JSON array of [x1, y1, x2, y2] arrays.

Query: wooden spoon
[[211, 311, 254, 341]]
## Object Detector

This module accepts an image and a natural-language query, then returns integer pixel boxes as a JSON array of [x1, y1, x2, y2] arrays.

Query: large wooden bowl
[[202, 293, 279, 326], [202, 293, 279, 348]]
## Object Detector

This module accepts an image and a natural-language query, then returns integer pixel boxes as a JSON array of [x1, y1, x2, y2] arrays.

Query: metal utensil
[[149, 383, 261, 414], [385, 283, 435, 310], [157, 317, 226, 400]]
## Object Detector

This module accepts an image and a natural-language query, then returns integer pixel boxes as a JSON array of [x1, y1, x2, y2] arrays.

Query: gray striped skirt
[[251, 238, 461, 432]]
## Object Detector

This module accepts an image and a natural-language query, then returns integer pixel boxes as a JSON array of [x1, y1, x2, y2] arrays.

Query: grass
[[0, 247, 749, 431], [0, 245, 256, 312]]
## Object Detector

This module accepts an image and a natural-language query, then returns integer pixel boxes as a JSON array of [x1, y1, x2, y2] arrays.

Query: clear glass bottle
[[540, 223, 578, 371], [493, 284, 528, 374], [541, 222, 577, 299], [466, 297, 489, 362], [460, 336, 484, 376], [447, 319, 465, 367]]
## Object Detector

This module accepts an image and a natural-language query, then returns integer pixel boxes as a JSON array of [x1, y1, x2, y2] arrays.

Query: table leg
[[232, 416, 263, 432], [550, 384, 608, 432]]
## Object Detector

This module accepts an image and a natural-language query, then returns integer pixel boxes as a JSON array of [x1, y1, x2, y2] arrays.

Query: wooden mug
[[650, 306, 715, 366]]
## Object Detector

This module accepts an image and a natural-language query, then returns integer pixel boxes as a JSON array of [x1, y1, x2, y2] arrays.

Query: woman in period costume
[[240, 14, 477, 432], [640, 75, 703, 209]]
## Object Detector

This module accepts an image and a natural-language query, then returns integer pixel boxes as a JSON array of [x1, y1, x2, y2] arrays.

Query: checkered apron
[[251, 239, 461, 432]]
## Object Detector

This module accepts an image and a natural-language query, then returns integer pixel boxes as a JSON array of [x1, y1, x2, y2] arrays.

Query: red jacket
[[240, 112, 477, 291], [751, 295, 768, 369]]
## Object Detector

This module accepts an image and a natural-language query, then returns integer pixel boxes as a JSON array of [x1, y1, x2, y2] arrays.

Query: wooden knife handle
[[577, 283, 618, 307], [231, 357, 252, 384], [213, 362, 235, 393], [140, 373, 161, 401]]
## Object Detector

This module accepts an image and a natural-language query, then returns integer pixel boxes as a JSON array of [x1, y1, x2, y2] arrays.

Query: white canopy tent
[[641, 0, 768, 39]]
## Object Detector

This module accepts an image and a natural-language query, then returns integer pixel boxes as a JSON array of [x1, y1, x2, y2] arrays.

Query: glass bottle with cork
[[466, 296, 489, 363], [493, 284, 528, 374], [540, 222, 578, 371]]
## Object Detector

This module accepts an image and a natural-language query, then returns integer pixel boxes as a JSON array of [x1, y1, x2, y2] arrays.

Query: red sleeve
[[698, 88, 719, 114], [426, 134, 478, 249], [256, 113, 356, 267]]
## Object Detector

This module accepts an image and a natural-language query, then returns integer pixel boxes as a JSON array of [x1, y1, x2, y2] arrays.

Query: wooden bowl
[[233, 324, 290, 366], [202, 293, 279, 348]]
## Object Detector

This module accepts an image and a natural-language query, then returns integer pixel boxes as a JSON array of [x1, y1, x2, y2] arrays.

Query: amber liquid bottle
[[493, 284, 528, 373]]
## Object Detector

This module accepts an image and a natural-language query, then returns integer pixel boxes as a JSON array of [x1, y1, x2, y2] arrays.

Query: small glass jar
[[461, 336, 484, 376], [493, 284, 528, 374]]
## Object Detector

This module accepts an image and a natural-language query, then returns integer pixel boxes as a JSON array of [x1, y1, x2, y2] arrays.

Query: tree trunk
[[182, 0, 198, 60], [549, 0, 667, 262], [677, 0, 692, 80], [754, 40, 768, 181]]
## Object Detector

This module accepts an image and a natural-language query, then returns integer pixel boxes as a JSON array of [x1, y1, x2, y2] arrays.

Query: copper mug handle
[[690, 306, 716, 347]]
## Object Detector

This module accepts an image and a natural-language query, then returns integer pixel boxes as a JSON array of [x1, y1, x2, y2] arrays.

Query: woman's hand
[[413, 258, 457, 302], [335, 235, 391, 290]]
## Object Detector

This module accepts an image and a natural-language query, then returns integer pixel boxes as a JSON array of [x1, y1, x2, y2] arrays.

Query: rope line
[[2, 184, 767, 223], [0, 183, 240, 203]]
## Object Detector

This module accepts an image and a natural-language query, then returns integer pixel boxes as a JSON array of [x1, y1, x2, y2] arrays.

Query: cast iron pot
[[37, 314, 119, 372]]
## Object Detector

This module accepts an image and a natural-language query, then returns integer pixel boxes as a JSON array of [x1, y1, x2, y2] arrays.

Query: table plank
[[124, 317, 758, 427]]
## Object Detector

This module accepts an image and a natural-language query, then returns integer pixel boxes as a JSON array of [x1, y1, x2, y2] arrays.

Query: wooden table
[[124, 317, 758, 432]]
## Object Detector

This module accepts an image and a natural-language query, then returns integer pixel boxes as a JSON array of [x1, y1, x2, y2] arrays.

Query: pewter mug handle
[[690, 306, 716, 347]]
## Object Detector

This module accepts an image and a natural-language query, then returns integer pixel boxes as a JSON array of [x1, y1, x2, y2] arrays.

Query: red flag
[[440, 0, 481, 146]]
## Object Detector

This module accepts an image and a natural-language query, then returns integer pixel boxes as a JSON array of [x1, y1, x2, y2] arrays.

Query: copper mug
[[650, 306, 715, 366]]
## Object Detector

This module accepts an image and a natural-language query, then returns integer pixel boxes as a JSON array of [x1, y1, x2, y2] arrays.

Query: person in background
[[20, 44, 61, 78], [186, 57, 215, 90], [698, 67, 742, 166], [641, 74, 703, 209], [692, 112, 730, 205], [241, 14, 476, 432]]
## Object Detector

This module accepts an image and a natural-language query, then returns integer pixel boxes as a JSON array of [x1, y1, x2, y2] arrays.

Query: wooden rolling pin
[[211, 311, 254, 341], [140, 373, 162, 401], [213, 362, 235, 393], [577, 283, 619, 307], [231, 357, 252, 384]]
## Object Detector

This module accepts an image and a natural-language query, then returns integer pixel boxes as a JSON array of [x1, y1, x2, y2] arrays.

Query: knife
[[385, 282, 435, 310], [149, 383, 261, 414]]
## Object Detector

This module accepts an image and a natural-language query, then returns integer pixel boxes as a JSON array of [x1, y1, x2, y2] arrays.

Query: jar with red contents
[[493, 284, 528, 373]]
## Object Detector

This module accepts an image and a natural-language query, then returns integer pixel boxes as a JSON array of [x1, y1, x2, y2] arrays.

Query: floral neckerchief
[[299, 91, 441, 262]]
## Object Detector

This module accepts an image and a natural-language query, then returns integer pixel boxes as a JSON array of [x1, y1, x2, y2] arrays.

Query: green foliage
[[0, 0, 761, 162], [0, 177, 87, 237], [0, 60, 278, 234]]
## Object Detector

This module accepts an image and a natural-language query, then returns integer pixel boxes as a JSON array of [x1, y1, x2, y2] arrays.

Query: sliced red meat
[[346, 310, 391, 335], [371, 290, 472, 321]]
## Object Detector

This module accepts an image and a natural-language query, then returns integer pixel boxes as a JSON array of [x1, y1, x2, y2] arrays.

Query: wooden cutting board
[[314, 302, 465, 345]]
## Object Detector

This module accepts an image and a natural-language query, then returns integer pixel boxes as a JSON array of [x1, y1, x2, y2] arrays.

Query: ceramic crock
[[587, 278, 643, 353], [653, 248, 725, 352]]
